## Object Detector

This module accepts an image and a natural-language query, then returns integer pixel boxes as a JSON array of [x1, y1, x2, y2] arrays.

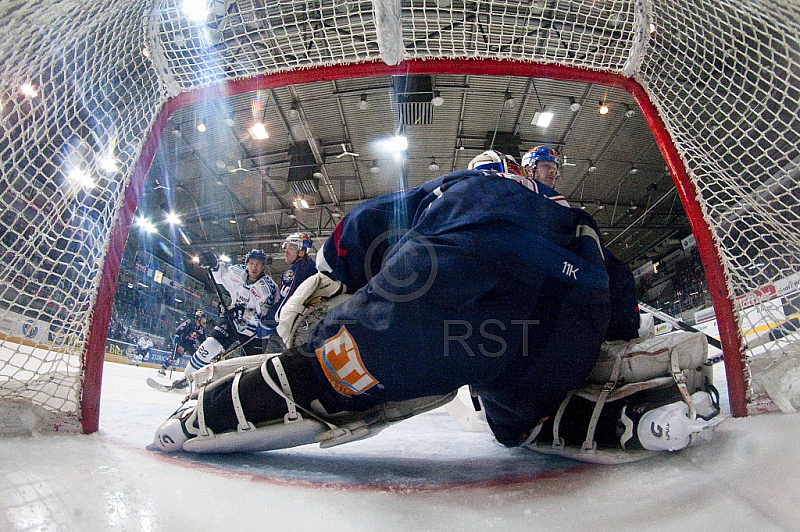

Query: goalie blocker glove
[[199, 251, 218, 270]]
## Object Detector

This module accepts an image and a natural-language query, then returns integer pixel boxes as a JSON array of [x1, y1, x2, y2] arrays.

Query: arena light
[[248, 122, 269, 140], [294, 197, 309, 209], [531, 110, 554, 128], [182, 0, 208, 22], [67, 168, 95, 189], [598, 101, 609, 115], [135, 216, 156, 233], [165, 213, 181, 225], [99, 157, 118, 172], [387, 135, 407, 152], [20, 83, 37, 98], [569, 97, 582, 112], [357, 94, 370, 110], [196, 120, 207, 133], [432, 91, 444, 106]]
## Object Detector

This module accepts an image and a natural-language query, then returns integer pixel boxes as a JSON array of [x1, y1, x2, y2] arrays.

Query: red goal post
[[2, 0, 798, 433]]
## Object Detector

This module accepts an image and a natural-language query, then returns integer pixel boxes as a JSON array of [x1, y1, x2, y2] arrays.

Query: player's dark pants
[[208, 320, 265, 357]]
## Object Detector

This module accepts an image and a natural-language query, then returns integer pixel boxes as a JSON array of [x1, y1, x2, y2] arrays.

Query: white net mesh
[[1, 0, 798, 431], [1, 0, 167, 432]]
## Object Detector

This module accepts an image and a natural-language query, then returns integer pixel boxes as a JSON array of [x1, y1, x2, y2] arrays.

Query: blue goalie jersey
[[303, 169, 633, 445]]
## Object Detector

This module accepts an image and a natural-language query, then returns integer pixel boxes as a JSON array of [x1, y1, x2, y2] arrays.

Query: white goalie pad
[[519, 332, 720, 465], [588, 331, 711, 392], [177, 351, 458, 454], [183, 416, 329, 453], [189, 353, 272, 394]]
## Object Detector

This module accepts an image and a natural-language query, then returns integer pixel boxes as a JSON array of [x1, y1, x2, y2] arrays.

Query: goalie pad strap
[[265, 357, 300, 422], [231, 369, 255, 432], [581, 352, 623, 452], [670, 347, 696, 420], [551, 390, 573, 448], [196, 384, 212, 438], [259, 356, 338, 429]]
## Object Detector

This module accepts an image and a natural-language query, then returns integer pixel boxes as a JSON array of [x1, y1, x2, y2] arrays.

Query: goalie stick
[[638, 301, 722, 350]]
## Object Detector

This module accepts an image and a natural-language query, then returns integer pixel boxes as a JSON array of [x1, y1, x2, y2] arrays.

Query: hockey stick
[[155, 335, 263, 392], [202, 263, 231, 318], [638, 301, 723, 350]]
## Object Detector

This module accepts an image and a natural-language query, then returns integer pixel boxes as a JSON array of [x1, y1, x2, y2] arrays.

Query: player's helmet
[[282, 232, 313, 251], [521, 145, 560, 169], [468, 150, 523, 176], [245, 249, 267, 264], [195, 310, 206, 319]]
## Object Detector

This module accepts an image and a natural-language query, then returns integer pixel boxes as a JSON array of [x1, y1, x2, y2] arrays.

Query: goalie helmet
[[282, 232, 313, 251], [521, 145, 560, 169], [245, 249, 267, 264], [467, 150, 523, 176]]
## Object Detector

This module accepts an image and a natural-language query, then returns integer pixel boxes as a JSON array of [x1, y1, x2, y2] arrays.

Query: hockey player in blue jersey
[[151, 150, 718, 457], [263, 233, 318, 352], [159, 311, 206, 376]]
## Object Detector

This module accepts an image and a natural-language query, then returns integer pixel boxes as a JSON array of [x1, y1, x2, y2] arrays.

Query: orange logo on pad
[[316, 326, 377, 397]]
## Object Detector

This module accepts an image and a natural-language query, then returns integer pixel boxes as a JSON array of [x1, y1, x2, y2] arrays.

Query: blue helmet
[[521, 145, 560, 168], [245, 249, 267, 264], [467, 150, 522, 175]]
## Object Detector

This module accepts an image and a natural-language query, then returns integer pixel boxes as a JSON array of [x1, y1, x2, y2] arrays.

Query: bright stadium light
[[248, 122, 269, 140], [135, 216, 157, 233], [380, 135, 407, 153], [182, 0, 208, 22], [67, 168, 95, 189], [165, 213, 182, 225], [99, 157, 118, 172]]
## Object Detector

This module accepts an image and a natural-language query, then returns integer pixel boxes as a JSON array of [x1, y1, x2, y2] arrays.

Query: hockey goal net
[[1, 0, 798, 434]]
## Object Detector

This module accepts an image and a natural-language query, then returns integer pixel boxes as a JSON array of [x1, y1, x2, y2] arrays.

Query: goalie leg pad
[[183, 355, 334, 453]]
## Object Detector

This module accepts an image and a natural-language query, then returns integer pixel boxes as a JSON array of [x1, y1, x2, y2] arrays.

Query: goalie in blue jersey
[[151, 149, 720, 460]]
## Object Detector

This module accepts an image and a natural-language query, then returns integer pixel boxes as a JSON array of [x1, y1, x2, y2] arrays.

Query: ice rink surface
[[1, 360, 799, 531]]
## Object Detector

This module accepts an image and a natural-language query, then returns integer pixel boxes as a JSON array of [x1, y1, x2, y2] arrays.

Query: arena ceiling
[[137, 72, 693, 274]]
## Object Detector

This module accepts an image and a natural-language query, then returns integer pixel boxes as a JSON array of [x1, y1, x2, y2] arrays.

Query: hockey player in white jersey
[[186, 249, 279, 378], [132, 335, 153, 366]]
